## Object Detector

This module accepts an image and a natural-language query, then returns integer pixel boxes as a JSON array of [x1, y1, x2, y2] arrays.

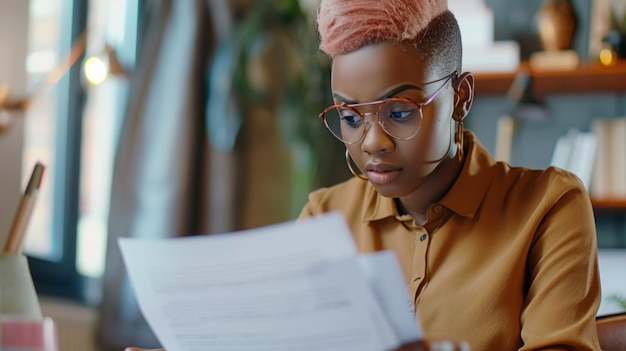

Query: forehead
[[331, 42, 434, 102]]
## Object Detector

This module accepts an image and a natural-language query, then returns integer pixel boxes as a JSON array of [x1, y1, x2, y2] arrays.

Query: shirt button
[[434, 205, 443, 214], [420, 234, 428, 241]]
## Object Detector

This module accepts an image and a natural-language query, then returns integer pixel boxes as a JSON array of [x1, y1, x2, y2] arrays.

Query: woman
[[128, 0, 601, 350], [298, 0, 601, 349]]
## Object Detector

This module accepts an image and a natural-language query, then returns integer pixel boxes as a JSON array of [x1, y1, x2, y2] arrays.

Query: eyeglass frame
[[319, 71, 458, 144]]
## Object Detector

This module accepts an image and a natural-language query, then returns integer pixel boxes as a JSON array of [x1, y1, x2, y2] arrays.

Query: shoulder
[[446, 133, 590, 220], [493, 163, 588, 201], [486, 163, 594, 230], [463, 131, 586, 199], [298, 177, 376, 219]]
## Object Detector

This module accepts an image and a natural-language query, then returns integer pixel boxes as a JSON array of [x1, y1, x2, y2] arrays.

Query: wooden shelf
[[474, 60, 626, 96], [591, 198, 626, 209]]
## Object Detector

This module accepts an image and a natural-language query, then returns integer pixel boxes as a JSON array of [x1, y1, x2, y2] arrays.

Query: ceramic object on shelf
[[535, 0, 578, 51]]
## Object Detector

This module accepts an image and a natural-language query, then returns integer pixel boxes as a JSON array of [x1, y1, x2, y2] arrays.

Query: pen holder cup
[[0, 253, 42, 318], [0, 316, 59, 351]]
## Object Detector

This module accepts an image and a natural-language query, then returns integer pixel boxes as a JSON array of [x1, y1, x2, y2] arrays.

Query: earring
[[455, 120, 464, 146], [454, 120, 465, 161], [345, 149, 368, 180]]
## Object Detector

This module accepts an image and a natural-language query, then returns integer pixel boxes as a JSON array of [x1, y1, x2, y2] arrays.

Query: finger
[[424, 339, 470, 351]]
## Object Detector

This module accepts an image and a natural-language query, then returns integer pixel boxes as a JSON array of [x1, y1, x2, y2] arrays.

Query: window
[[23, 0, 139, 302]]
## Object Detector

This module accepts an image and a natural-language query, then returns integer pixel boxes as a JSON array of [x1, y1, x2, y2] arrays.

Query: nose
[[360, 112, 395, 155]]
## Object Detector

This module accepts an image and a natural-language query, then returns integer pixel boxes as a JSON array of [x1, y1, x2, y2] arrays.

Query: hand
[[392, 339, 470, 351]]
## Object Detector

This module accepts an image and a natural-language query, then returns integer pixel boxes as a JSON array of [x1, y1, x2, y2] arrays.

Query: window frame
[[27, 0, 88, 301], [27, 0, 143, 303]]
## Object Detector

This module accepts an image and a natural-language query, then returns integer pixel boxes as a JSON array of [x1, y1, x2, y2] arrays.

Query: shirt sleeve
[[519, 172, 601, 350], [297, 201, 314, 220], [297, 189, 325, 220]]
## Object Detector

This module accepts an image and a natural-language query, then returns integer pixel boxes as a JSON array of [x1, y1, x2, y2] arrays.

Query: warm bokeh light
[[83, 55, 108, 85], [599, 48, 617, 67]]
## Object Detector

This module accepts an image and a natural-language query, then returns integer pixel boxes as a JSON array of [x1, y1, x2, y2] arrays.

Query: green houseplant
[[208, 0, 347, 224]]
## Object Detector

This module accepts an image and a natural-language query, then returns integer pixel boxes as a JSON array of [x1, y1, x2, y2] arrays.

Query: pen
[[4, 162, 45, 254]]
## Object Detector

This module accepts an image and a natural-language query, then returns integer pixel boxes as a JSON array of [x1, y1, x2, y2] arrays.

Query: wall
[[0, 0, 29, 246]]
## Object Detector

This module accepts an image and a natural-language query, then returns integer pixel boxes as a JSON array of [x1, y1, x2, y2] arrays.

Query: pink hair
[[317, 0, 448, 56]]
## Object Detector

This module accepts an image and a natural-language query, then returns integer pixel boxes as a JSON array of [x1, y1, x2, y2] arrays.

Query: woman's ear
[[452, 72, 474, 122]]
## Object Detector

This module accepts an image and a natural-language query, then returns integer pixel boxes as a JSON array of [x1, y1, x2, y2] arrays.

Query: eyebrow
[[332, 84, 423, 104]]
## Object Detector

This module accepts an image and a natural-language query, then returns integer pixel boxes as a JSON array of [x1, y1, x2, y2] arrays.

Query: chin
[[369, 182, 409, 199]]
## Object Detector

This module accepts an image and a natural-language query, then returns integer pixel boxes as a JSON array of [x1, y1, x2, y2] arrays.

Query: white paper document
[[119, 212, 423, 351]]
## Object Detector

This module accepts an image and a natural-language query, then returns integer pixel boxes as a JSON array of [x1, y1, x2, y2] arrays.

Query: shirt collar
[[363, 131, 496, 222], [362, 183, 397, 222], [438, 131, 496, 218]]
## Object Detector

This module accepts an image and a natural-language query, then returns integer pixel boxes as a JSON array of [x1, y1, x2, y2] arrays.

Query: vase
[[536, 0, 578, 51]]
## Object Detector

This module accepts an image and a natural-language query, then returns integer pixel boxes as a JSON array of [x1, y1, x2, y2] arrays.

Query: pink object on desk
[[0, 317, 58, 351]]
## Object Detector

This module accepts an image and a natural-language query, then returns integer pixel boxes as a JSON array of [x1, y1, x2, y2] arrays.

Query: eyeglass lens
[[324, 99, 422, 143]]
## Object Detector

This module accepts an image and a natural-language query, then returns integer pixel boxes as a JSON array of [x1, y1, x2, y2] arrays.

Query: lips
[[365, 163, 402, 185]]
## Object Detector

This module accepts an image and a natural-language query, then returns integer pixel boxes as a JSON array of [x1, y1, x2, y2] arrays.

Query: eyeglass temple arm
[[423, 71, 457, 105]]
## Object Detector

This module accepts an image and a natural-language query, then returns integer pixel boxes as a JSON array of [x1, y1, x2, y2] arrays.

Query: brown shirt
[[299, 132, 601, 350]]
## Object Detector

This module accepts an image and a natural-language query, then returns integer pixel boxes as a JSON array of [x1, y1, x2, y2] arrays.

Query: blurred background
[[1, 0, 625, 350]]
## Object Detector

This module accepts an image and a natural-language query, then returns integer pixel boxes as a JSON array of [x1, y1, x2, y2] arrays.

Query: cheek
[[423, 102, 453, 131], [417, 110, 453, 153]]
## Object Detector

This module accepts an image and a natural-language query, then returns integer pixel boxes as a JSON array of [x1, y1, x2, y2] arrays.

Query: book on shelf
[[589, 117, 626, 200], [550, 128, 597, 192]]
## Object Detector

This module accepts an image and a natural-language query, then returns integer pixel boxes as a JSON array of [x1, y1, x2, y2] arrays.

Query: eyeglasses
[[319, 71, 457, 144]]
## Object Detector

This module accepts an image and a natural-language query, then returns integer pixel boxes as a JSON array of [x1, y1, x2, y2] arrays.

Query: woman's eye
[[382, 100, 419, 122], [339, 111, 362, 127], [388, 107, 417, 121]]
